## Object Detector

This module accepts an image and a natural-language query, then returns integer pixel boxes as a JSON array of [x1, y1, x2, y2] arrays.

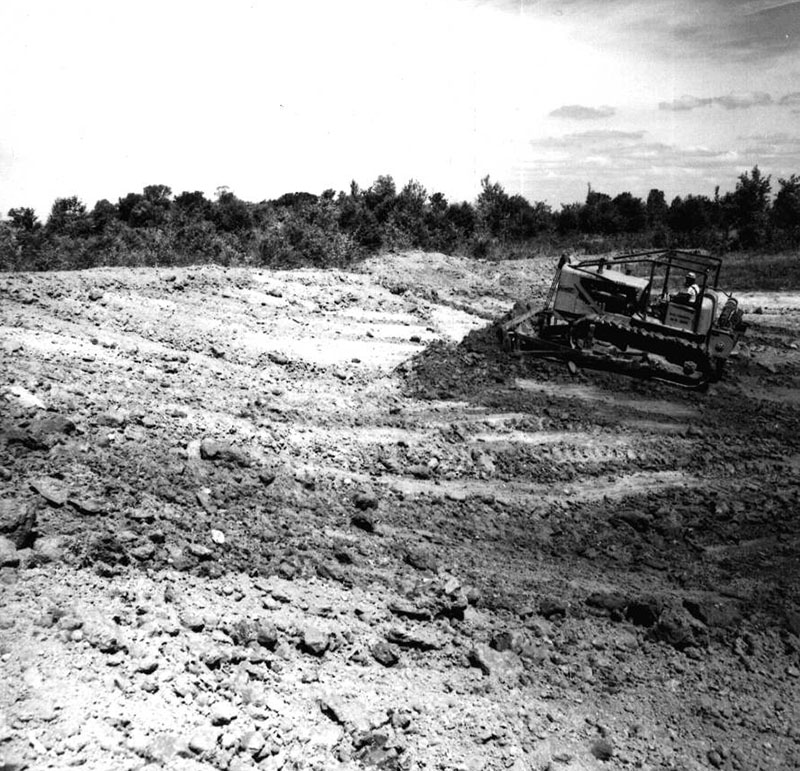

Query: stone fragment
[[385, 627, 440, 651], [539, 598, 568, 619], [188, 726, 220, 753], [180, 612, 205, 632], [350, 512, 375, 533], [319, 695, 373, 734], [388, 601, 432, 621], [199, 439, 250, 466], [586, 592, 628, 613], [371, 642, 399, 667], [130, 543, 156, 562], [97, 409, 127, 427], [135, 658, 159, 674], [196, 490, 216, 514], [0, 536, 19, 567], [302, 626, 330, 656], [240, 730, 266, 757], [683, 597, 742, 629], [33, 536, 66, 563], [256, 622, 279, 650], [591, 739, 614, 761], [258, 470, 276, 486], [30, 477, 68, 507], [651, 605, 708, 650], [210, 701, 238, 726], [29, 415, 76, 437], [68, 497, 106, 515], [5, 383, 44, 408], [403, 546, 438, 572], [187, 543, 213, 560], [353, 492, 378, 511], [469, 643, 523, 682]]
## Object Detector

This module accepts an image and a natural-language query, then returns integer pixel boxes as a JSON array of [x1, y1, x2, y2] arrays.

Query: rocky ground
[[0, 250, 799, 771]]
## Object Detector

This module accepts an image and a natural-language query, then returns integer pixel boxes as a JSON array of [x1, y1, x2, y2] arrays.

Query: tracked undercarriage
[[498, 249, 748, 389]]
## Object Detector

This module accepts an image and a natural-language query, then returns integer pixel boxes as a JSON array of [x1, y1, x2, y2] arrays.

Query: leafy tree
[[174, 191, 211, 218], [212, 189, 252, 233], [445, 201, 476, 238], [392, 179, 428, 246], [772, 174, 800, 245], [46, 196, 90, 237], [612, 192, 646, 232], [90, 199, 117, 234], [730, 165, 771, 248], [118, 192, 145, 225], [476, 176, 511, 238], [8, 207, 41, 232], [580, 187, 620, 234], [556, 202, 581, 235], [273, 192, 318, 208], [668, 195, 712, 239], [142, 184, 172, 226], [645, 189, 668, 229], [364, 175, 397, 224]]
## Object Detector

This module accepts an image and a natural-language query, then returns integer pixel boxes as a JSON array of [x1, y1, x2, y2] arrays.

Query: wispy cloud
[[659, 92, 773, 111], [740, 132, 800, 160], [532, 130, 646, 149], [778, 91, 800, 106], [549, 105, 615, 120]]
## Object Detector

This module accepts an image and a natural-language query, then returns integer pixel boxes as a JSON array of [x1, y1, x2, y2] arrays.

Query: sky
[[1, 0, 800, 218]]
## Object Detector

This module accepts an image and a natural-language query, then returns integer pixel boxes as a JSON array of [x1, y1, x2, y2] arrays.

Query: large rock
[[301, 625, 330, 656], [385, 627, 440, 651], [209, 701, 238, 726], [30, 478, 69, 507], [29, 415, 76, 437], [683, 597, 742, 629], [199, 439, 250, 466], [469, 643, 524, 682], [0, 536, 19, 567], [371, 642, 399, 667], [0, 499, 36, 548], [651, 604, 709, 650]]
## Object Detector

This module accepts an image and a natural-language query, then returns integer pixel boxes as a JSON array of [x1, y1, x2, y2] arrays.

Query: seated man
[[672, 272, 700, 304]]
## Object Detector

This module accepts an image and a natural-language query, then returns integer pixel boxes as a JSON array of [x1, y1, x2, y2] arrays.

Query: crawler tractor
[[498, 249, 747, 388]]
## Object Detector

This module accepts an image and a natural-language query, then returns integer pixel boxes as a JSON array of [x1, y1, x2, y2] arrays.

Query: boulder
[[469, 644, 524, 682], [199, 439, 250, 466], [0, 500, 37, 548]]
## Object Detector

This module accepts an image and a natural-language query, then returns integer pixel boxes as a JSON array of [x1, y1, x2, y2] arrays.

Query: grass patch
[[719, 251, 800, 292]]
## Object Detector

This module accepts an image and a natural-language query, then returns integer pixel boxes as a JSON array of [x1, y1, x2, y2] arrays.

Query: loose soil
[[1, 250, 798, 771]]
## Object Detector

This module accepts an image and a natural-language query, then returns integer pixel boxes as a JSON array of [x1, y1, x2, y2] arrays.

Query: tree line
[[1, 166, 798, 271]]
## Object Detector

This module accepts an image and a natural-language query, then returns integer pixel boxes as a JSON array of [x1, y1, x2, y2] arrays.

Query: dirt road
[[1, 252, 799, 770]]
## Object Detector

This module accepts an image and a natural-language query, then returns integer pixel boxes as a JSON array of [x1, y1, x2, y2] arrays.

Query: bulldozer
[[497, 249, 748, 389]]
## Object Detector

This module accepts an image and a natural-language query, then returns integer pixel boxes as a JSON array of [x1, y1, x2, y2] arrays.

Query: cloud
[[739, 132, 800, 159], [532, 130, 646, 149], [658, 95, 714, 111], [779, 91, 800, 106], [549, 105, 615, 120], [659, 92, 773, 111], [715, 92, 773, 109]]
